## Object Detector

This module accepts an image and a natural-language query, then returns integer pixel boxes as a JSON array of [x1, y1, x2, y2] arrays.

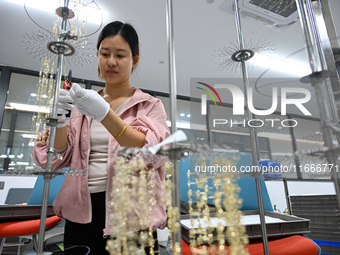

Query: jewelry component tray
[[180, 210, 310, 244]]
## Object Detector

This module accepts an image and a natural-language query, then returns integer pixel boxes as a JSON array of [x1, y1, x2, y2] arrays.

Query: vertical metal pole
[[312, 78, 340, 209], [296, 0, 322, 72], [287, 117, 302, 179], [4, 112, 17, 170], [282, 179, 292, 215], [36, 52, 64, 255], [165, 0, 177, 136], [0, 67, 11, 133], [233, 1, 269, 254], [36, 1, 69, 254], [206, 102, 213, 147], [309, 0, 340, 125], [165, 0, 181, 252]]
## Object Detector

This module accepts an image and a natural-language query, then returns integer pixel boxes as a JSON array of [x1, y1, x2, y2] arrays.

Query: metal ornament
[[215, 39, 275, 72]]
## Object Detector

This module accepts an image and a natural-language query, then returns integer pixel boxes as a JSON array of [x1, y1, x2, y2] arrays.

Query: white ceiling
[[1, 0, 340, 118]]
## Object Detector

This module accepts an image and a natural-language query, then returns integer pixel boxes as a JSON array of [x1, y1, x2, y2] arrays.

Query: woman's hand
[[69, 83, 110, 122], [35, 129, 49, 143], [51, 89, 74, 128]]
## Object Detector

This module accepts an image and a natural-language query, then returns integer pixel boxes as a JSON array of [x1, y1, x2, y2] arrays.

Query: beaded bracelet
[[115, 123, 127, 139]]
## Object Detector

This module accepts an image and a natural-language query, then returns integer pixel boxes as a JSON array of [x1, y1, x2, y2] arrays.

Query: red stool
[[180, 235, 321, 255], [0, 215, 62, 254]]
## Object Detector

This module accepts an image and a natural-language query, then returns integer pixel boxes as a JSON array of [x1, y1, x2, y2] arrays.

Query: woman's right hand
[[70, 83, 110, 122]]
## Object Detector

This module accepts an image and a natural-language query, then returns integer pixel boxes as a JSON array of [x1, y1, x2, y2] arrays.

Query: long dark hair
[[97, 21, 139, 76]]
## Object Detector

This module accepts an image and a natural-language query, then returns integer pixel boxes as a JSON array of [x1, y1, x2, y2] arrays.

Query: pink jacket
[[32, 88, 170, 236]]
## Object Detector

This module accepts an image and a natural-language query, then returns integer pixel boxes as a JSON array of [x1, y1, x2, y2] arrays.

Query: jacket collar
[[96, 88, 153, 116]]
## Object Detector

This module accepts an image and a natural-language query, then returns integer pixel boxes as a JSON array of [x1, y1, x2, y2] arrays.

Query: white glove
[[69, 83, 110, 122], [50, 89, 74, 128]]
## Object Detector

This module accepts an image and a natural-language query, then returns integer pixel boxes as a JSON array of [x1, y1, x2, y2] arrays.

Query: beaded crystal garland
[[30, 57, 56, 138], [106, 156, 160, 255], [25, 0, 100, 137], [186, 155, 249, 255], [164, 161, 182, 255], [106, 150, 249, 255]]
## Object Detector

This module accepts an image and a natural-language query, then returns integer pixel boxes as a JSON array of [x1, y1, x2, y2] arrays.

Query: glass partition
[[293, 117, 331, 180], [0, 72, 86, 172], [209, 104, 271, 159], [255, 114, 297, 178], [0, 73, 41, 171]]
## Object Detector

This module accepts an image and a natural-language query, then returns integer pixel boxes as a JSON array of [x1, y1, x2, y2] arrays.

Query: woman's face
[[97, 35, 138, 86]]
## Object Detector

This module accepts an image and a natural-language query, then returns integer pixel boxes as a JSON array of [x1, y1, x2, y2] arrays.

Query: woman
[[33, 21, 170, 254]]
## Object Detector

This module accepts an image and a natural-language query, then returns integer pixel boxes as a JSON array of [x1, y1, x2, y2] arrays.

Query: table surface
[[0, 204, 54, 221]]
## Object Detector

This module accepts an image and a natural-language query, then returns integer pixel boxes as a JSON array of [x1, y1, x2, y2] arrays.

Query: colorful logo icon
[[196, 82, 223, 106]]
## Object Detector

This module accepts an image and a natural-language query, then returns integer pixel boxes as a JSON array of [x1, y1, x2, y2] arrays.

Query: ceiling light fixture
[[166, 121, 190, 129], [22, 133, 38, 139], [17, 162, 30, 166], [6, 0, 103, 24], [5, 103, 49, 113], [249, 54, 311, 77]]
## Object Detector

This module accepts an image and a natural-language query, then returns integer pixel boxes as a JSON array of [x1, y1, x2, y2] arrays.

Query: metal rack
[[33, 1, 77, 254], [295, 0, 340, 211]]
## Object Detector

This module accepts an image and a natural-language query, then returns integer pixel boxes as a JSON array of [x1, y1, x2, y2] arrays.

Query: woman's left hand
[[35, 129, 49, 143], [70, 83, 110, 122]]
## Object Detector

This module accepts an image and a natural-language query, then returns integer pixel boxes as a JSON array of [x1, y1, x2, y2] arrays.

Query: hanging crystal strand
[[187, 170, 198, 251], [31, 59, 44, 136], [81, 0, 88, 48], [47, 60, 56, 103], [70, 0, 79, 44], [216, 156, 248, 255], [46, 59, 56, 128], [32, 57, 50, 137], [164, 162, 181, 255], [146, 166, 157, 255], [63, 61, 68, 82], [138, 161, 148, 254], [82, 19, 88, 49], [53, 14, 60, 36], [193, 156, 205, 252], [213, 176, 227, 255]]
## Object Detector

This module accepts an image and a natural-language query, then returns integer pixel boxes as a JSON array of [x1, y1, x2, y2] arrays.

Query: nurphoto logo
[[194, 80, 312, 128]]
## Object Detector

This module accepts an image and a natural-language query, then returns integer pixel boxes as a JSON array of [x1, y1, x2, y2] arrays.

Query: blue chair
[[27, 174, 65, 205], [179, 152, 273, 211]]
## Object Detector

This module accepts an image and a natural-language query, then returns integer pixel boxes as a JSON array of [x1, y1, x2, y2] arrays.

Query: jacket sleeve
[[31, 112, 81, 171], [128, 99, 170, 147], [126, 98, 171, 170]]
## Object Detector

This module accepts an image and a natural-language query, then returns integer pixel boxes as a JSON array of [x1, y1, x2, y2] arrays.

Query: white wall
[[0, 176, 37, 204]]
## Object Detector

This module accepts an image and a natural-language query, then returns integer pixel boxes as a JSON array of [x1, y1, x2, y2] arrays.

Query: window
[[293, 117, 331, 180], [0, 73, 41, 171], [0, 72, 86, 172]]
